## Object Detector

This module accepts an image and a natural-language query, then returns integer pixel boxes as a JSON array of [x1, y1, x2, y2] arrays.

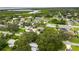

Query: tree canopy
[[14, 32, 38, 51], [36, 28, 65, 51]]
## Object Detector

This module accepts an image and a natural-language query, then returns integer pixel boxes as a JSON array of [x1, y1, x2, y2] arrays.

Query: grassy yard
[[18, 28, 25, 32], [71, 28, 79, 31], [69, 37, 79, 43], [2, 46, 12, 51], [72, 46, 79, 51], [73, 22, 79, 26]]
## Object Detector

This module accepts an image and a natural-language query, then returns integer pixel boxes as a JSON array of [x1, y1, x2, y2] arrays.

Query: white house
[[77, 31, 79, 34], [65, 44, 72, 51], [13, 18, 18, 20], [46, 24, 56, 28], [29, 42, 38, 51], [8, 39, 16, 48]]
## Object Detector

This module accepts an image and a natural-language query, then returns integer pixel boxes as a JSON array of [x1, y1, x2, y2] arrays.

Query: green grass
[[69, 37, 79, 43], [72, 46, 79, 51], [71, 28, 79, 31], [2, 46, 12, 51], [73, 22, 79, 26], [18, 28, 25, 32]]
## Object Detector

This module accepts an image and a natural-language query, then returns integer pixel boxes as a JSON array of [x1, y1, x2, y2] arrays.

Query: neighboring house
[[43, 19, 49, 24], [65, 44, 72, 51], [60, 25, 72, 30], [77, 31, 79, 33], [76, 20, 79, 22], [15, 32, 23, 36], [27, 16, 32, 19], [0, 24, 6, 28], [63, 41, 72, 51], [8, 39, 16, 48], [20, 18, 25, 21], [66, 13, 72, 19], [25, 26, 33, 32], [13, 18, 18, 20], [59, 28, 68, 31], [37, 27, 44, 32], [46, 24, 56, 28], [0, 31, 12, 35], [35, 17, 41, 20], [29, 42, 38, 51]]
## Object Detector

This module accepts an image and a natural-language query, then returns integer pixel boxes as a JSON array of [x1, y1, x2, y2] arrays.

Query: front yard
[[72, 46, 79, 51], [69, 37, 79, 43]]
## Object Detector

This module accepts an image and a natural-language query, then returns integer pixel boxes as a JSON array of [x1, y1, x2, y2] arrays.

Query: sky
[[0, 7, 24, 10]]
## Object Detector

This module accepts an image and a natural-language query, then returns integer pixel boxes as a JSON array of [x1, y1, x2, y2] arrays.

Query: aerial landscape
[[0, 7, 79, 51]]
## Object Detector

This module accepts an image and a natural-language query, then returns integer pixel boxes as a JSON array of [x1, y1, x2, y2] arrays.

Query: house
[[59, 28, 68, 31], [15, 32, 23, 36], [32, 29, 37, 32], [74, 13, 78, 17], [76, 20, 79, 22], [63, 41, 72, 51], [25, 26, 33, 32], [0, 24, 6, 28], [8, 39, 16, 48], [35, 17, 41, 20], [76, 31, 79, 34], [18, 16, 22, 18], [1, 31, 12, 36], [65, 44, 72, 51], [18, 18, 25, 26], [60, 25, 72, 31], [46, 24, 56, 28], [37, 27, 44, 32], [27, 16, 32, 19], [20, 18, 25, 21], [29, 42, 38, 51], [43, 19, 49, 24], [66, 13, 72, 19], [36, 31, 40, 35], [13, 18, 18, 20]]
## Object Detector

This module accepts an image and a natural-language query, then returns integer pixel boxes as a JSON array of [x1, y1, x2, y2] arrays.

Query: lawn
[[71, 28, 79, 31], [2, 46, 12, 51], [18, 28, 25, 32], [69, 37, 79, 43], [73, 22, 79, 26], [72, 46, 79, 51]]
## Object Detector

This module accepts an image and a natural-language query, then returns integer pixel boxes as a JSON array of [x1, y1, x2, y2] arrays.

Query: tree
[[59, 30, 75, 40], [59, 19, 67, 25], [7, 23, 19, 32], [36, 28, 65, 51], [56, 24, 59, 30], [0, 33, 7, 50], [14, 32, 38, 51]]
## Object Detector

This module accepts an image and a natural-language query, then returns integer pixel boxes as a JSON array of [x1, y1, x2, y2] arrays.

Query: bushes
[[7, 23, 19, 32], [49, 19, 67, 25], [0, 34, 8, 50], [14, 32, 38, 51], [36, 28, 65, 51]]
